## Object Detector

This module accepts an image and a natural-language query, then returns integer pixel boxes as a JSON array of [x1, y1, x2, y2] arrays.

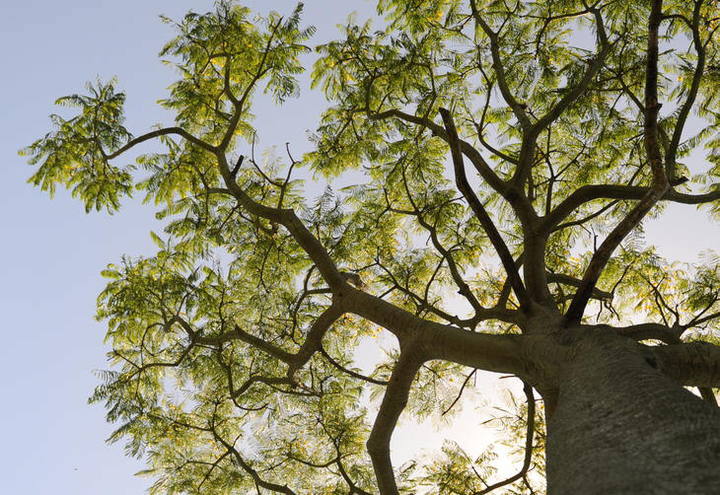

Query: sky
[[3, 1, 720, 494]]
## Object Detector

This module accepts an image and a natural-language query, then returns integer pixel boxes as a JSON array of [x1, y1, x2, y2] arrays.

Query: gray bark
[[545, 332, 720, 494]]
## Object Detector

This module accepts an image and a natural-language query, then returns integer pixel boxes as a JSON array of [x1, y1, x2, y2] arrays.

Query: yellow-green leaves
[[159, 1, 314, 144], [22, 80, 133, 212]]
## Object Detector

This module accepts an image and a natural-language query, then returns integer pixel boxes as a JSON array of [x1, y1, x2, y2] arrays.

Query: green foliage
[[24, 0, 720, 493], [159, 2, 314, 140], [22, 80, 133, 212]]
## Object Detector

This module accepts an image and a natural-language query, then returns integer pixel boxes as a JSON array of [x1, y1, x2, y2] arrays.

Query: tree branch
[[217, 154, 348, 289], [212, 429, 298, 494], [607, 322, 682, 345], [542, 181, 715, 231], [439, 107, 530, 308], [469, 0, 531, 130], [665, 0, 706, 179], [196, 304, 344, 381], [564, 0, 669, 323], [474, 381, 536, 494], [370, 109, 507, 194], [547, 272, 612, 301], [513, 3, 610, 187], [104, 127, 216, 159], [366, 350, 422, 495], [654, 341, 720, 388]]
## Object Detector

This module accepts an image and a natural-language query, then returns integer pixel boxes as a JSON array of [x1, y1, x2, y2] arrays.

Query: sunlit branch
[[104, 127, 216, 159]]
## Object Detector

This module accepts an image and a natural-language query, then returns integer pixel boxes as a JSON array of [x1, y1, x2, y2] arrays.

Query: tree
[[22, 0, 720, 492]]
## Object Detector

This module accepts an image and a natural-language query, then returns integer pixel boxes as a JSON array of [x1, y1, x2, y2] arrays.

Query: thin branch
[[474, 381, 536, 494], [369, 109, 508, 194], [469, 0, 531, 130], [439, 107, 530, 308], [213, 429, 298, 494], [104, 127, 216, 159], [442, 369, 477, 416], [320, 347, 389, 386]]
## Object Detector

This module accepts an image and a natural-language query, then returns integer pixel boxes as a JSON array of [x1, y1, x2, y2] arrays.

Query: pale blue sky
[[3, 1, 720, 494], [1, 1, 376, 493]]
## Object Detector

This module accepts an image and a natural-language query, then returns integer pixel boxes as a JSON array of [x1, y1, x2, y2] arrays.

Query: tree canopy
[[23, 0, 720, 493]]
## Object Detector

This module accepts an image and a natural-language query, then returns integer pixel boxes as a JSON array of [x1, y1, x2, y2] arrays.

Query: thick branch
[[343, 287, 524, 374], [543, 182, 716, 231], [287, 304, 345, 376], [565, 0, 669, 323], [547, 272, 612, 301], [366, 351, 422, 495], [607, 322, 682, 345], [654, 341, 720, 388], [665, 0, 706, 178]]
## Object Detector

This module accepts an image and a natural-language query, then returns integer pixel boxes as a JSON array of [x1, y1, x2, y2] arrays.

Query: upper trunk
[[544, 331, 720, 494]]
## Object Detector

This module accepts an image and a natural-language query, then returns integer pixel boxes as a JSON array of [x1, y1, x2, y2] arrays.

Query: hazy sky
[[0, 1, 372, 492], [3, 1, 720, 494]]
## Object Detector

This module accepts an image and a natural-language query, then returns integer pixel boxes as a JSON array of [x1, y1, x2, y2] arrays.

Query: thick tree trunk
[[545, 332, 720, 494]]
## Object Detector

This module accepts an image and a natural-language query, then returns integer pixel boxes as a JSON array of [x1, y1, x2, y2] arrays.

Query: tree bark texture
[[545, 332, 720, 494]]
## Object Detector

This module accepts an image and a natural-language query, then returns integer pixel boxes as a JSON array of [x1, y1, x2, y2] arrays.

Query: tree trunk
[[545, 331, 720, 494]]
